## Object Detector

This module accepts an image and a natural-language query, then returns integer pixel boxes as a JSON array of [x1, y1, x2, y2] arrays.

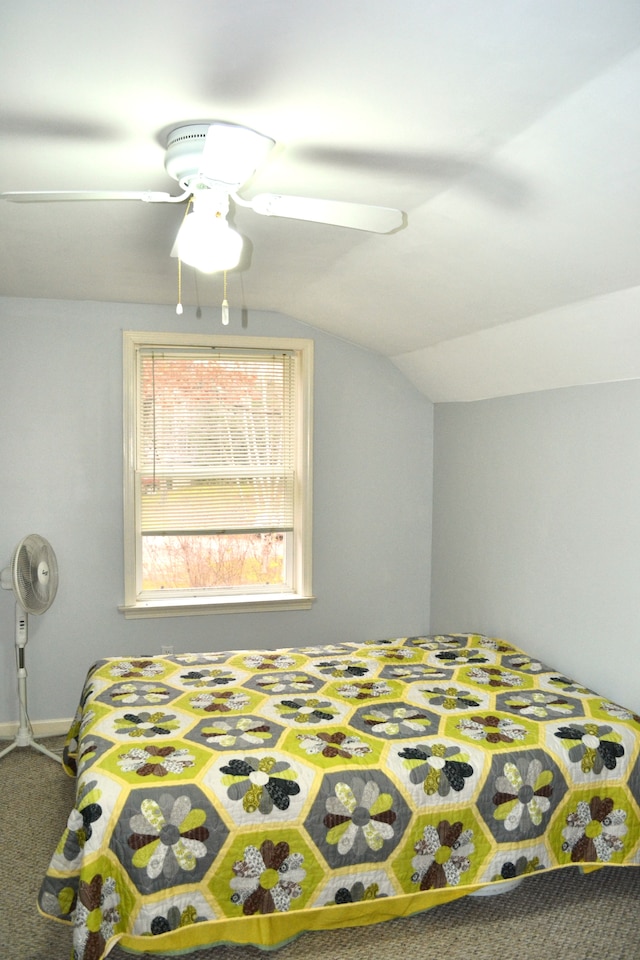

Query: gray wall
[[0, 297, 433, 724], [431, 380, 640, 713]]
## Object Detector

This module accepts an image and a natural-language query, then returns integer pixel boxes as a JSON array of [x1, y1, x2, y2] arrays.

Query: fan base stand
[[0, 732, 63, 763], [0, 655, 63, 764]]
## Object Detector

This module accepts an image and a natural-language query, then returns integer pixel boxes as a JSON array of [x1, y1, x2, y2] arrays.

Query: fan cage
[[11, 535, 58, 615]]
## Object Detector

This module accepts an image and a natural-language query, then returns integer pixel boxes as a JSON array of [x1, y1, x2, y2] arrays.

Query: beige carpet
[[1, 736, 638, 960]]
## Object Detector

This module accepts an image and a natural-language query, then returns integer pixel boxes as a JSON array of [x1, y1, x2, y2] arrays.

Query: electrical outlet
[[161, 645, 174, 656]]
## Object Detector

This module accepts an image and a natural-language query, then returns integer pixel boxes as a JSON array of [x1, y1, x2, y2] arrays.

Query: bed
[[38, 633, 640, 960]]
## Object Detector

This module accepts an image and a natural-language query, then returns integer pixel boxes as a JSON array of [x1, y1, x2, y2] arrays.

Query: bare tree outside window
[[142, 533, 285, 590], [123, 332, 313, 615], [139, 348, 292, 592]]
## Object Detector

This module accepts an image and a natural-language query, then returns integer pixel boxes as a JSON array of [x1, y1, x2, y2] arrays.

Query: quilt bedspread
[[38, 634, 640, 959]]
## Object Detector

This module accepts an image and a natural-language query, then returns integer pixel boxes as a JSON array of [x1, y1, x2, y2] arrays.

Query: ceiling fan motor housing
[[165, 121, 275, 191]]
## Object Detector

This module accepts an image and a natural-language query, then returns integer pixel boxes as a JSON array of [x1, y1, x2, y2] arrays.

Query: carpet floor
[[1, 736, 638, 960]]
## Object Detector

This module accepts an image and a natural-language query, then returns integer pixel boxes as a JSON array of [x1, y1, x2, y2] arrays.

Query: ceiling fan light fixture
[[200, 123, 275, 186], [165, 122, 275, 189], [176, 209, 243, 273]]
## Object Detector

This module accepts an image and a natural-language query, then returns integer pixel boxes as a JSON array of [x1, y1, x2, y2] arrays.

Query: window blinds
[[137, 348, 296, 536]]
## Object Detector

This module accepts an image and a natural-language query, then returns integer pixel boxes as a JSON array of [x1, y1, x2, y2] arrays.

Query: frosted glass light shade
[[177, 213, 243, 273], [199, 124, 275, 186]]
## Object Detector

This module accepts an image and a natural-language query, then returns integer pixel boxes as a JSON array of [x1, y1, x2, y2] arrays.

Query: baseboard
[[0, 717, 72, 739]]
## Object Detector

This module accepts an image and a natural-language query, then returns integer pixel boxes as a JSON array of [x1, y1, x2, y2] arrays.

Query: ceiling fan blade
[[247, 193, 404, 233], [1, 190, 177, 203]]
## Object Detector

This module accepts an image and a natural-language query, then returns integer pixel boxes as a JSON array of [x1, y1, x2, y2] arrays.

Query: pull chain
[[221, 270, 229, 325], [176, 256, 183, 315], [176, 197, 193, 316]]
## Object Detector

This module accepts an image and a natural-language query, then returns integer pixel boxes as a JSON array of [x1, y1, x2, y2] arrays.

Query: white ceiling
[[2, 0, 639, 401]]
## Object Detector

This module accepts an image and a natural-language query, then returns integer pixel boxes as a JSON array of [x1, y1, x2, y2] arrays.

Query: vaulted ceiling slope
[[1, 1, 639, 401]]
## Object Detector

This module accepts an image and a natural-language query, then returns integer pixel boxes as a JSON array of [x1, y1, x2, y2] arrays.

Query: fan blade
[[247, 193, 404, 233], [1, 190, 178, 203]]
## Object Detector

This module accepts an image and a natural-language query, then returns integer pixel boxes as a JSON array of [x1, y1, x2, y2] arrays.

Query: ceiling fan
[[1, 121, 405, 273]]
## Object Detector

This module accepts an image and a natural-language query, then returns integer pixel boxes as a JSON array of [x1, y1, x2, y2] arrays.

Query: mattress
[[38, 633, 640, 959]]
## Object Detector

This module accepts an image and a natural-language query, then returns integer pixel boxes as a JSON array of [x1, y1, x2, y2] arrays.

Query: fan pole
[[0, 604, 62, 764]]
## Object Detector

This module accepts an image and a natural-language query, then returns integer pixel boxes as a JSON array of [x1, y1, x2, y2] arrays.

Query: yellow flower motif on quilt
[[129, 795, 210, 879], [324, 778, 397, 855], [553, 723, 624, 776], [221, 756, 301, 815], [114, 711, 180, 738], [493, 759, 553, 830]]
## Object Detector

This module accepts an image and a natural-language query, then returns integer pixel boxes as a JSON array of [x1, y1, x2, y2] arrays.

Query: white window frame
[[120, 331, 314, 618]]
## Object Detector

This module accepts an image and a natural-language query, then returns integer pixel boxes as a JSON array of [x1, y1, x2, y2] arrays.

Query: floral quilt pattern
[[38, 634, 640, 960]]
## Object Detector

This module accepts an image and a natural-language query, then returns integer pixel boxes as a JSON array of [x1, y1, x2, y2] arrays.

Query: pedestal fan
[[0, 534, 61, 763]]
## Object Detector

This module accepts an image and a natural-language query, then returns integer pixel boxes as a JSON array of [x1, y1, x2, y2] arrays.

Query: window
[[121, 331, 313, 617]]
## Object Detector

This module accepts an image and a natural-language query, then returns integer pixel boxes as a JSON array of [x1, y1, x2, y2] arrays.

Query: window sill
[[118, 593, 315, 619]]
